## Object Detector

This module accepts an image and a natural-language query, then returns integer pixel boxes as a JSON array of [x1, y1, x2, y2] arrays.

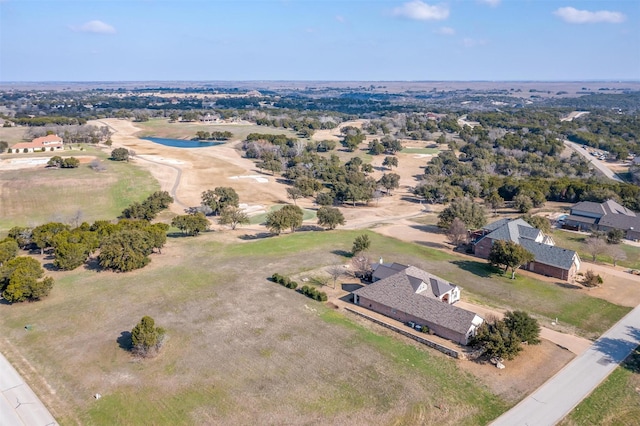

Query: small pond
[[142, 137, 223, 148]]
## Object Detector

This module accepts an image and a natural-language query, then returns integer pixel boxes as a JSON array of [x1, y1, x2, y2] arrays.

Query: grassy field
[[551, 229, 640, 269], [135, 118, 302, 142], [0, 126, 28, 145], [0, 147, 159, 234], [559, 346, 640, 425], [402, 147, 440, 155], [1, 230, 513, 425], [248, 203, 317, 225]]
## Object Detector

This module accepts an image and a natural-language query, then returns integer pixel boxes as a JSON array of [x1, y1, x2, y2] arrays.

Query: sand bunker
[[239, 203, 266, 216], [413, 154, 433, 159], [137, 155, 185, 165], [229, 175, 269, 183]]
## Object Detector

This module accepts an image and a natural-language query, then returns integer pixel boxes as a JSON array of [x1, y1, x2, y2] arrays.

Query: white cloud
[[392, 1, 449, 21], [434, 26, 455, 35], [554, 7, 626, 24], [71, 20, 116, 34], [478, 0, 501, 7], [462, 38, 487, 48]]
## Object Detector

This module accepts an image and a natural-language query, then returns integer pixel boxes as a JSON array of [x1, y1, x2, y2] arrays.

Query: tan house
[[11, 134, 64, 153]]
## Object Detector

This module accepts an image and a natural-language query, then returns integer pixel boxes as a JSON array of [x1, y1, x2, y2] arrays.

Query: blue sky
[[1, 0, 638, 81]]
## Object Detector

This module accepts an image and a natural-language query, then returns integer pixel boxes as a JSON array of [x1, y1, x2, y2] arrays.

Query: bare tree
[[585, 238, 608, 262], [351, 253, 373, 280], [447, 217, 468, 247], [608, 246, 627, 267], [69, 209, 84, 228], [326, 264, 344, 289]]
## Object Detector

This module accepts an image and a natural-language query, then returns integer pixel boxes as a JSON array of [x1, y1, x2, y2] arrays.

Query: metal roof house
[[474, 218, 581, 282], [353, 263, 483, 345]]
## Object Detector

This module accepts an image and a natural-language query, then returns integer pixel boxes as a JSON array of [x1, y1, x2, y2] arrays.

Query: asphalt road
[[490, 304, 640, 426], [0, 352, 58, 426], [564, 140, 624, 183]]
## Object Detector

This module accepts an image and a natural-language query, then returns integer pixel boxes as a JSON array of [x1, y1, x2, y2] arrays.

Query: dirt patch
[[458, 340, 575, 403]]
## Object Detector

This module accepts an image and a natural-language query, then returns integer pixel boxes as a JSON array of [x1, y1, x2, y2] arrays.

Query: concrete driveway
[[490, 305, 640, 426], [0, 352, 58, 426]]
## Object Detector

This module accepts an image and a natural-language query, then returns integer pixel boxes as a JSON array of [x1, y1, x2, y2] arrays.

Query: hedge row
[[271, 273, 298, 289], [300, 285, 328, 302]]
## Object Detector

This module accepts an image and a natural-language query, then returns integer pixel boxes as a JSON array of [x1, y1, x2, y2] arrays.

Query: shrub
[[270, 273, 298, 289], [299, 284, 327, 301]]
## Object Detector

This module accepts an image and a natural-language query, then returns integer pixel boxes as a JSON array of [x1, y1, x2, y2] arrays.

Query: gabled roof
[[481, 218, 542, 244], [519, 239, 577, 270], [353, 271, 480, 335], [572, 199, 636, 217], [480, 218, 579, 270], [371, 264, 457, 299]]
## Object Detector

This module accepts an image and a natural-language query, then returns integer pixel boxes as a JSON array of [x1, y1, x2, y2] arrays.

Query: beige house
[[11, 134, 64, 153]]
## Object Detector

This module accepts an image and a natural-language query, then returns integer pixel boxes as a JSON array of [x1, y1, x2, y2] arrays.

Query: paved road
[[0, 352, 58, 426], [491, 304, 640, 426], [564, 140, 624, 183]]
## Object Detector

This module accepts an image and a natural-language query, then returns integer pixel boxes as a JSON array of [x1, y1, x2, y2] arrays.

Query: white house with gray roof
[[353, 264, 482, 345], [474, 218, 581, 281]]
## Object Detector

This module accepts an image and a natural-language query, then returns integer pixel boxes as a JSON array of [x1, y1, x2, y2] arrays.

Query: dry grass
[[0, 232, 509, 425]]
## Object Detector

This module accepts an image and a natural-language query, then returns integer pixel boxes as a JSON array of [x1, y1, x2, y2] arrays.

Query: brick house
[[473, 218, 581, 282], [11, 134, 64, 153], [352, 263, 483, 345], [564, 200, 640, 241]]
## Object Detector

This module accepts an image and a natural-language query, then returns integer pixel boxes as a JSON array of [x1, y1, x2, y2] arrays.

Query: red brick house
[[353, 263, 483, 345], [473, 218, 581, 282]]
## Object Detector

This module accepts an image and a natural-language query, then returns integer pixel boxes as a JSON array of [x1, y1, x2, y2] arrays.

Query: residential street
[[490, 304, 640, 426], [564, 140, 624, 183], [0, 352, 58, 426]]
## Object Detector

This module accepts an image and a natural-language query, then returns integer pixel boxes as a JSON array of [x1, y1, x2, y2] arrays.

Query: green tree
[[218, 206, 250, 230], [62, 157, 80, 168], [523, 214, 552, 234], [265, 205, 303, 234], [131, 316, 166, 358], [485, 191, 504, 215], [352, 234, 371, 255], [98, 230, 153, 272], [54, 242, 89, 270], [513, 194, 534, 213], [111, 147, 130, 161], [145, 223, 169, 253], [382, 156, 398, 170], [47, 156, 64, 168], [437, 198, 487, 229], [201, 187, 239, 215], [488, 240, 535, 279], [378, 173, 400, 195], [0, 239, 19, 267], [0, 256, 54, 303], [286, 187, 303, 205], [7, 226, 32, 249], [316, 206, 345, 230], [503, 311, 541, 345], [171, 212, 209, 236], [606, 228, 625, 244], [471, 318, 522, 360], [32, 222, 70, 254], [315, 192, 334, 206]]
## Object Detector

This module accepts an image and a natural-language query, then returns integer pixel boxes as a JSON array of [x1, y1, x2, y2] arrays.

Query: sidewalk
[[0, 352, 58, 426]]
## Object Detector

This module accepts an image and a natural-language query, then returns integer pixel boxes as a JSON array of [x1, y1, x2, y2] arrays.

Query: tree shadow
[[238, 232, 273, 240], [42, 262, 57, 271], [554, 282, 582, 290], [451, 260, 500, 278], [297, 225, 324, 232], [331, 249, 353, 258], [117, 331, 132, 351], [592, 327, 640, 366], [83, 257, 102, 272]]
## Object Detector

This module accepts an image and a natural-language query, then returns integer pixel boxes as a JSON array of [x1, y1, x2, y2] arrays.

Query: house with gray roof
[[565, 200, 640, 240], [474, 218, 581, 281], [353, 264, 482, 345]]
